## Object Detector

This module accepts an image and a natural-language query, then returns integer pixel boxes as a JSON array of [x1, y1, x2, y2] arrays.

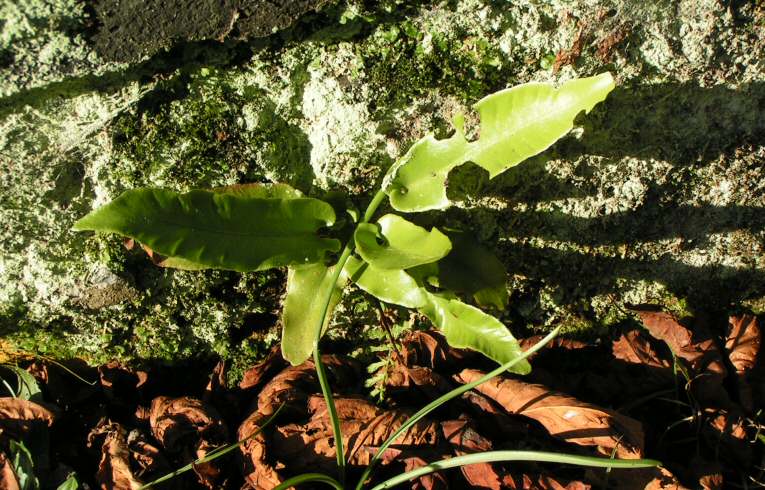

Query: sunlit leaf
[[420, 293, 530, 374], [74, 188, 340, 272], [344, 256, 427, 308], [384, 73, 615, 211], [354, 214, 451, 270], [282, 263, 347, 365], [56, 474, 79, 490]]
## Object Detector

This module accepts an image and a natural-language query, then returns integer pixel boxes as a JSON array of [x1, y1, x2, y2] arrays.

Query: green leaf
[[56, 474, 79, 490], [0, 366, 42, 402], [419, 292, 530, 374], [344, 256, 427, 308], [9, 439, 39, 490], [434, 231, 509, 310], [384, 73, 615, 211], [282, 263, 347, 365], [354, 214, 451, 269], [73, 188, 340, 272]]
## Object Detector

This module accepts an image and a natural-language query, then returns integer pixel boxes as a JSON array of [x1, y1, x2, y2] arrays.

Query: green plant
[[75, 73, 661, 486]]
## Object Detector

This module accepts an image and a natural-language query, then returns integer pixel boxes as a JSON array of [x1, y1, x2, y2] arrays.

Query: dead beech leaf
[[634, 308, 729, 406], [459, 390, 533, 440], [257, 355, 360, 416], [441, 419, 502, 489], [401, 330, 473, 370], [504, 474, 590, 490], [239, 345, 288, 393], [88, 421, 143, 490], [603, 466, 685, 490], [0, 452, 20, 490], [725, 315, 760, 411], [147, 396, 227, 451], [146, 396, 228, 488], [238, 410, 284, 490], [272, 398, 443, 472], [455, 369, 644, 459], [519, 335, 591, 360], [401, 454, 449, 490], [612, 329, 671, 369], [385, 363, 453, 403], [703, 409, 751, 465], [0, 397, 55, 439], [126, 430, 169, 479]]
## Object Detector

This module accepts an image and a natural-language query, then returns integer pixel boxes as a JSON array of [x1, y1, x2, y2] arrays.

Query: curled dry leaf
[[401, 454, 450, 490], [724, 315, 760, 411], [146, 396, 229, 488], [238, 410, 283, 490], [634, 308, 729, 406], [459, 390, 533, 440], [126, 429, 169, 479], [88, 421, 143, 490], [239, 345, 288, 393], [455, 369, 644, 459], [256, 355, 360, 416], [441, 419, 502, 490], [0, 397, 55, 439], [272, 396, 443, 473], [401, 330, 473, 370], [385, 363, 454, 403], [612, 329, 671, 370], [0, 452, 20, 490]]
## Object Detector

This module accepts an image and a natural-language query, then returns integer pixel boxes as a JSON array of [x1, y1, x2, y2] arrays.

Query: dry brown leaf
[[239, 345, 288, 392], [504, 474, 591, 490], [520, 335, 591, 358], [126, 430, 169, 479], [257, 355, 360, 416], [385, 364, 453, 403], [238, 410, 283, 490], [441, 419, 502, 489], [147, 396, 227, 451], [455, 369, 644, 459], [459, 390, 534, 441], [600, 466, 685, 490], [725, 315, 760, 411], [272, 398, 443, 472], [634, 308, 729, 406], [0, 397, 55, 439], [146, 396, 228, 488], [0, 452, 20, 490], [612, 329, 672, 369], [88, 421, 143, 490], [401, 454, 449, 490], [401, 330, 473, 370], [703, 409, 751, 465]]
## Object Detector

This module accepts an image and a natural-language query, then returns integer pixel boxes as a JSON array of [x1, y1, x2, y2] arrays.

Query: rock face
[[1, 0, 764, 365], [92, 0, 332, 62]]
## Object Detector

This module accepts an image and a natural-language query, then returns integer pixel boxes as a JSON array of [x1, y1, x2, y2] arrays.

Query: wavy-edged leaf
[[282, 263, 347, 365], [420, 293, 530, 374], [355, 214, 451, 270], [384, 73, 615, 212], [74, 188, 340, 272], [344, 256, 427, 308]]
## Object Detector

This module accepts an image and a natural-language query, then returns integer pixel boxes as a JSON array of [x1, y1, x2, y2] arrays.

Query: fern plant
[[75, 73, 657, 487]]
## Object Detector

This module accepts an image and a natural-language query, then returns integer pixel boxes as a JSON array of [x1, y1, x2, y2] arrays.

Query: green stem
[[369, 451, 661, 490], [312, 189, 387, 485], [274, 473, 344, 490], [355, 325, 562, 490]]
